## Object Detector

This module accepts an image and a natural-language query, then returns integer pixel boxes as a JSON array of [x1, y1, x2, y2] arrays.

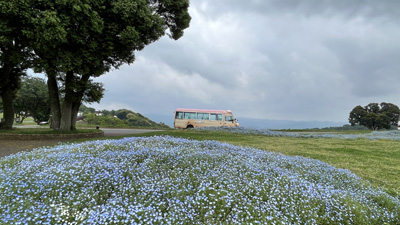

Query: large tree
[[25, 0, 191, 130], [0, 1, 32, 129], [348, 105, 367, 126], [349, 102, 400, 130], [379, 102, 400, 126]]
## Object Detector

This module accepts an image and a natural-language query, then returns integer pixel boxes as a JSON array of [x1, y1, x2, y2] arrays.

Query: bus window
[[175, 112, 184, 119], [210, 113, 223, 121], [225, 115, 233, 121], [197, 113, 209, 120], [184, 112, 196, 119]]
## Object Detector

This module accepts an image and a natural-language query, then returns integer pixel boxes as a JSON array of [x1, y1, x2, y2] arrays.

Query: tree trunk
[[60, 99, 73, 130], [70, 74, 90, 130], [71, 102, 80, 130], [48, 70, 90, 131], [0, 64, 14, 130], [0, 86, 15, 130], [47, 72, 61, 130], [59, 71, 75, 130]]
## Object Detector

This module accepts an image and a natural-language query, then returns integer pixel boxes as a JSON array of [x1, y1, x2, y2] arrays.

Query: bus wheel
[[186, 125, 194, 129]]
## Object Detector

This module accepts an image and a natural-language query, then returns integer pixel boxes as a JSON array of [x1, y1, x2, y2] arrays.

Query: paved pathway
[[102, 128, 161, 136]]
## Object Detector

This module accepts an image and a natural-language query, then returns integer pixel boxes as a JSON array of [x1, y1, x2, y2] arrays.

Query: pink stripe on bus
[[175, 108, 230, 114]]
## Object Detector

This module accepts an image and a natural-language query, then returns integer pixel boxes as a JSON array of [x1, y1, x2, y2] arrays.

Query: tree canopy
[[349, 102, 400, 130], [0, 0, 191, 130], [14, 77, 50, 124], [0, 0, 32, 129], [81, 106, 169, 128]]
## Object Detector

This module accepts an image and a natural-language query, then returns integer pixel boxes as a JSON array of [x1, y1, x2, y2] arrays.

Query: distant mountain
[[237, 117, 347, 129]]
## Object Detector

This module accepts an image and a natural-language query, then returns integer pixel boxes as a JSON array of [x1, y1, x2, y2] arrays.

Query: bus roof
[[175, 108, 232, 114]]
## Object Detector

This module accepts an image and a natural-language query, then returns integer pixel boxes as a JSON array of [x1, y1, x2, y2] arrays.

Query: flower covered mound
[[0, 136, 399, 224]]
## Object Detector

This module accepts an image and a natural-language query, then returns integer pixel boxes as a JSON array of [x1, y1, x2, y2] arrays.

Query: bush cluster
[[83, 111, 169, 129]]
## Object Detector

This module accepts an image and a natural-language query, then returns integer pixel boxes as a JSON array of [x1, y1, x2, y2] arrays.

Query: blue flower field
[[195, 126, 400, 140], [1, 136, 399, 224]]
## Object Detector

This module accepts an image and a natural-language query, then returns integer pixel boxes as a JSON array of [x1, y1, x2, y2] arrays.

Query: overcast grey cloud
[[91, 0, 400, 126]]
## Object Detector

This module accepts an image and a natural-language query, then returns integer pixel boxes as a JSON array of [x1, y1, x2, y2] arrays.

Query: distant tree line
[[349, 102, 400, 130]]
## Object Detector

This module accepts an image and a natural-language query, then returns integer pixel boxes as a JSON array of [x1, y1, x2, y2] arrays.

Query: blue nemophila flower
[[0, 136, 399, 224], [195, 127, 400, 140]]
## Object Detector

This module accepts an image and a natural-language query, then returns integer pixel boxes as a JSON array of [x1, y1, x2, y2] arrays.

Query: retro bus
[[174, 108, 239, 129]]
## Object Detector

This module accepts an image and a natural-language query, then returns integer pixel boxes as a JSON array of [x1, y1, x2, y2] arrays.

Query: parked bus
[[174, 108, 239, 129]]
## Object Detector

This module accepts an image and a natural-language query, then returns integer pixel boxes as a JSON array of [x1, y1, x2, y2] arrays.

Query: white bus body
[[174, 108, 239, 129]]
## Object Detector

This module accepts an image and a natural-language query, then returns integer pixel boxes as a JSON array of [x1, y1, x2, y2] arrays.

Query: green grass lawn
[[132, 129, 400, 198], [0, 114, 40, 126]]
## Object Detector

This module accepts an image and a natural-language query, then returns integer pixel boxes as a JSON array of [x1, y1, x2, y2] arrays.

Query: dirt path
[[0, 128, 161, 158], [0, 139, 73, 158]]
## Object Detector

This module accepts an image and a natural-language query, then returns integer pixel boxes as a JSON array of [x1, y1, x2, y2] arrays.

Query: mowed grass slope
[[139, 129, 400, 198]]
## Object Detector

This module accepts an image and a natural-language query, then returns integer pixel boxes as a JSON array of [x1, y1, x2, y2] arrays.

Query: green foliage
[[2, 0, 191, 131], [115, 109, 131, 120], [82, 80, 105, 104], [1, 0, 35, 129], [83, 108, 169, 129], [79, 104, 96, 114], [14, 76, 50, 123], [349, 102, 400, 130], [101, 109, 115, 117], [85, 113, 126, 127]]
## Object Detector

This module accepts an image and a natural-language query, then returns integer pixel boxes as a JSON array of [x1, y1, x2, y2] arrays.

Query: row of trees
[[349, 102, 400, 130], [0, 0, 191, 130]]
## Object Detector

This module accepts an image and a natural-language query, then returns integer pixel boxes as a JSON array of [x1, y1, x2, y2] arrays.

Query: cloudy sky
[[90, 0, 400, 125]]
